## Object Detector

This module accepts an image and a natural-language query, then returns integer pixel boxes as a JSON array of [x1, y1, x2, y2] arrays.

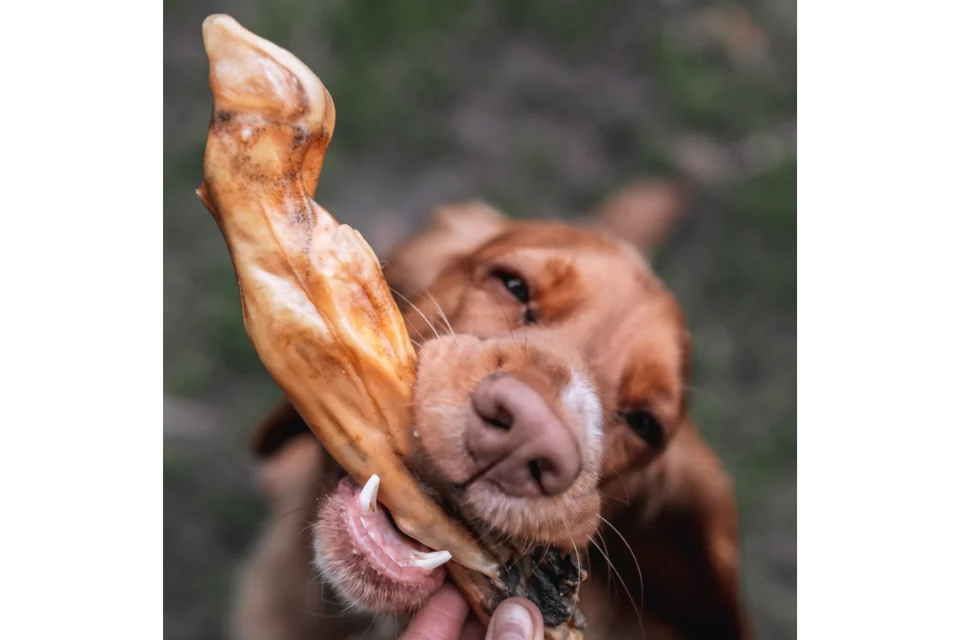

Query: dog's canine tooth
[[410, 550, 453, 570], [359, 474, 380, 514]]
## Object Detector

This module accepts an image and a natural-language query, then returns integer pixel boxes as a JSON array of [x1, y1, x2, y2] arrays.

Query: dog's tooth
[[359, 474, 380, 514], [411, 550, 452, 571]]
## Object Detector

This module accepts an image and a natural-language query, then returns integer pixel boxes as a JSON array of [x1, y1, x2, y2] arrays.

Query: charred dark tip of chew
[[497, 549, 586, 629]]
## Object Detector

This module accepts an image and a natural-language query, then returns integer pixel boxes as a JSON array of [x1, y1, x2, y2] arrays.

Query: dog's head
[[248, 182, 692, 614]]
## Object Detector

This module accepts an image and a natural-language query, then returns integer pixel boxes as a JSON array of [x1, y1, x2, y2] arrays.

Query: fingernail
[[492, 602, 535, 640]]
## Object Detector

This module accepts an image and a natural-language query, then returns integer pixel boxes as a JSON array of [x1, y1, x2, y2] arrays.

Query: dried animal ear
[[384, 201, 508, 299], [587, 178, 691, 257]]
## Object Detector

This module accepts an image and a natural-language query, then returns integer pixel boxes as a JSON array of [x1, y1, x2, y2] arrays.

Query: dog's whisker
[[535, 545, 547, 564], [390, 287, 442, 341], [597, 530, 610, 593], [292, 518, 321, 544], [265, 505, 307, 529], [567, 528, 584, 616], [597, 490, 631, 506], [493, 297, 519, 345], [514, 534, 535, 560], [610, 469, 631, 505], [393, 292, 429, 348], [404, 314, 428, 347], [425, 292, 458, 343], [588, 535, 619, 589], [598, 514, 645, 618], [303, 573, 355, 615], [584, 543, 592, 584], [588, 533, 644, 632], [588, 536, 611, 600], [305, 607, 360, 619], [361, 610, 378, 636]]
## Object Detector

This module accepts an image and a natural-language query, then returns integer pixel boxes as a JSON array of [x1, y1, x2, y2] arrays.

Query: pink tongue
[[338, 478, 446, 586]]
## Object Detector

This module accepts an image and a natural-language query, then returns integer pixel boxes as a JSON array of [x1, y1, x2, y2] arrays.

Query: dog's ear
[[383, 202, 508, 300], [587, 178, 691, 258], [249, 401, 321, 507], [609, 423, 751, 638], [250, 401, 313, 459]]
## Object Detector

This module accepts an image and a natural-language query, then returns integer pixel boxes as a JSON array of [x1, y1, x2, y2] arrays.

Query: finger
[[401, 584, 471, 640], [485, 598, 544, 640], [461, 616, 486, 640]]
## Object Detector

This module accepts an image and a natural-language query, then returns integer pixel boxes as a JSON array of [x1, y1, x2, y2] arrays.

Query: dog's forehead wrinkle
[[473, 234, 617, 278]]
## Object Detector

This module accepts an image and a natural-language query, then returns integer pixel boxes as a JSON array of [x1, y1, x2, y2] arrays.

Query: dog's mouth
[[318, 469, 589, 629], [336, 474, 451, 587]]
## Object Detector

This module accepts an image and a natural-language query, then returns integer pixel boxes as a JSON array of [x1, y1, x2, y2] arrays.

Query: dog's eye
[[624, 410, 663, 447], [492, 270, 530, 304]]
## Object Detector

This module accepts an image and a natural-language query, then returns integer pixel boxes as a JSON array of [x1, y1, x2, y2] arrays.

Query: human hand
[[400, 583, 545, 640]]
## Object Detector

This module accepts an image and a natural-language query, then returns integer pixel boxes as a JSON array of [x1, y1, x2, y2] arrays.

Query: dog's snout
[[467, 375, 581, 497]]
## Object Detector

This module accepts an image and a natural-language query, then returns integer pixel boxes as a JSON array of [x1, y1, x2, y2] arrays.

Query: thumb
[[401, 584, 471, 640], [485, 599, 544, 640]]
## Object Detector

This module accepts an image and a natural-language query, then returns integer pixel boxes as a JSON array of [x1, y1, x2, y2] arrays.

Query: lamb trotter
[[197, 14, 585, 638]]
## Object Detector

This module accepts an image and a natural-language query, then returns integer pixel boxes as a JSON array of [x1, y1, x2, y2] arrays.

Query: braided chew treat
[[197, 15, 585, 639]]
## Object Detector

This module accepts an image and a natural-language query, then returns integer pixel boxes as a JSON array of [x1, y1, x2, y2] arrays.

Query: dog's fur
[[229, 182, 750, 640]]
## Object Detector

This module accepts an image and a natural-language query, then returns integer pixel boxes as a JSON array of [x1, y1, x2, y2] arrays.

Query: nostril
[[526, 457, 569, 497], [528, 460, 543, 485], [530, 457, 573, 496], [484, 408, 512, 430]]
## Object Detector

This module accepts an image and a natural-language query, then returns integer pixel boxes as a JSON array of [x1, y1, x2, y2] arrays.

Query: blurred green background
[[164, 0, 796, 638]]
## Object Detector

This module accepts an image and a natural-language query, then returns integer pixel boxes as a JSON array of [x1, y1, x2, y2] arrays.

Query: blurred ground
[[164, 1, 796, 638]]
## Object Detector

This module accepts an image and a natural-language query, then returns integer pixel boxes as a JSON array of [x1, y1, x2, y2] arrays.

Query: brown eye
[[492, 270, 530, 303], [490, 269, 537, 325], [624, 410, 663, 448]]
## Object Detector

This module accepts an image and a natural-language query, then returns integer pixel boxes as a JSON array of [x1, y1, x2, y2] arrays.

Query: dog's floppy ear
[[249, 401, 313, 459], [609, 423, 751, 638], [248, 401, 323, 507], [383, 201, 508, 300], [587, 178, 691, 257]]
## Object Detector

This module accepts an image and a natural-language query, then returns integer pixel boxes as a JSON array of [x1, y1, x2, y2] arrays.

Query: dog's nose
[[466, 374, 582, 497]]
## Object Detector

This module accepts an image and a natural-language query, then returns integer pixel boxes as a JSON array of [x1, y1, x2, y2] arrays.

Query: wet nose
[[466, 374, 582, 497]]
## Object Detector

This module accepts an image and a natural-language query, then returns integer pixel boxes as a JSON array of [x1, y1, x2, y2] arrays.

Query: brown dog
[[229, 182, 749, 640]]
